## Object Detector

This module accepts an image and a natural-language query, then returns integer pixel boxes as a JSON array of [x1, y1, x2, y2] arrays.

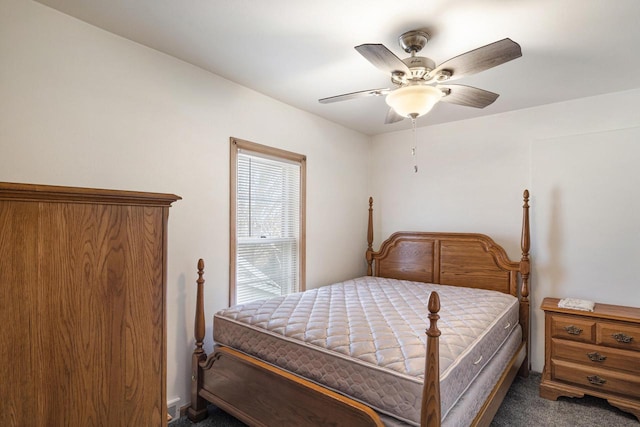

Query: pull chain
[[411, 117, 418, 173]]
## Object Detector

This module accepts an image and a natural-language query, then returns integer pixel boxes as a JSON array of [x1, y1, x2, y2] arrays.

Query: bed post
[[187, 259, 209, 421], [519, 190, 531, 377], [366, 197, 374, 276], [421, 292, 441, 427]]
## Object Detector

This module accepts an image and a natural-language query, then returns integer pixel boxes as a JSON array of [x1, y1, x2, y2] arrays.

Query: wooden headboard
[[365, 190, 531, 298]]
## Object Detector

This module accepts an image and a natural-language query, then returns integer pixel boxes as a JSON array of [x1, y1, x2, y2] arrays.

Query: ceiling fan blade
[[431, 38, 522, 82], [437, 84, 499, 108], [355, 44, 411, 76], [385, 108, 405, 124], [318, 88, 391, 104]]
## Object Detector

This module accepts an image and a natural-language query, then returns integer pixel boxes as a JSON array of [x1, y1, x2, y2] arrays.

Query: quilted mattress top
[[214, 276, 519, 424]]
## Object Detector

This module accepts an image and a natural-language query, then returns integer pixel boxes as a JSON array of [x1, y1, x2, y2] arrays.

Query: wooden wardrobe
[[0, 182, 180, 427]]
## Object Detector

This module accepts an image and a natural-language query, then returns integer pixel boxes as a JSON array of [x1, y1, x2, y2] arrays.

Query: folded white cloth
[[558, 298, 595, 312]]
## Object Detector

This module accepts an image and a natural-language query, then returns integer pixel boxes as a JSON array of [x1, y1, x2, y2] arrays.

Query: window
[[230, 138, 306, 306]]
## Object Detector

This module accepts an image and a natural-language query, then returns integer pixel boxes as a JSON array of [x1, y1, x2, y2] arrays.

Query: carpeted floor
[[172, 372, 639, 426], [489, 373, 637, 426]]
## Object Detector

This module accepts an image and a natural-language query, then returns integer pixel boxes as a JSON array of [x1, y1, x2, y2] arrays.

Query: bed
[[188, 190, 531, 427]]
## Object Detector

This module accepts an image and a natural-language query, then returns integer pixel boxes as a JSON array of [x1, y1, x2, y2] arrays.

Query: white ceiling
[[36, 0, 640, 135]]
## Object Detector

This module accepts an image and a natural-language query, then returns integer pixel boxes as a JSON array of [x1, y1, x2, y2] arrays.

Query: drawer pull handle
[[612, 332, 633, 344], [564, 325, 583, 335], [586, 352, 607, 362], [587, 375, 606, 386]]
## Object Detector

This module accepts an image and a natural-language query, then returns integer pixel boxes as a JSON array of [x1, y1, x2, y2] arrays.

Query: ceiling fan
[[319, 30, 522, 123]]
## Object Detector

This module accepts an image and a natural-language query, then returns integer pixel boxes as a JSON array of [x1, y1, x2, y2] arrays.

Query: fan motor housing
[[402, 56, 435, 80]]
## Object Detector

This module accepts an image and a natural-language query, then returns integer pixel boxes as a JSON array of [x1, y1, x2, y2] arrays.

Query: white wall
[[4, 0, 640, 412], [0, 0, 370, 409], [371, 88, 640, 373]]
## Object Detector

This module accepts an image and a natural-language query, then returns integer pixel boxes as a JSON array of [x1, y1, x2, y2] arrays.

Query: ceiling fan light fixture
[[385, 85, 443, 118]]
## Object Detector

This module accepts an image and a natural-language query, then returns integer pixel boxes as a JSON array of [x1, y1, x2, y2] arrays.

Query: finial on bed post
[[366, 197, 374, 276], [421, 292, 442, 427], [519, 190, 531, 377], [188, 259, 209, 421]]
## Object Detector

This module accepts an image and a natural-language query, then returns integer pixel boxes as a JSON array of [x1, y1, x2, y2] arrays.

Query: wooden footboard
[[189, 261, 442, 427], [189, 190, 531, 427], [199, 346, 384, 427]]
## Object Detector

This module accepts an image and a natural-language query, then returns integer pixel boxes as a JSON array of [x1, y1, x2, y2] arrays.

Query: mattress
[[378, 326, 523, 427], [214, 276, 519, 426]]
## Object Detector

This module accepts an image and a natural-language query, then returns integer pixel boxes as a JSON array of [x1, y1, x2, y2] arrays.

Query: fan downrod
[[398, 30, 430, 54]]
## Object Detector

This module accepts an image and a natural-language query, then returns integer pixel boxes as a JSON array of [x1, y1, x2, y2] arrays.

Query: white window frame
[[229, 137, 306, 306]]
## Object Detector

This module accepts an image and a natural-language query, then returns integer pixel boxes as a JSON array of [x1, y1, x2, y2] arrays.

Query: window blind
[[235, 151, 300, 305]]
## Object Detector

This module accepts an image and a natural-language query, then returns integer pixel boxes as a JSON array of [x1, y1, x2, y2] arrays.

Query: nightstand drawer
[[598, 322, 640, 351], [552, 359, 640, 399], [552, 338, 640, 375], [551, 315, 596, 343]]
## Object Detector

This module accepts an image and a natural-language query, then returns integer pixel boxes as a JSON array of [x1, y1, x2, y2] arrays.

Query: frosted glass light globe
[[386, 85, 443, 118]]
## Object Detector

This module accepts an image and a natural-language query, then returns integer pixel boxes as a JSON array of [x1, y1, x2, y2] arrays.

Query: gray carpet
[[172, 372, 639, 426]]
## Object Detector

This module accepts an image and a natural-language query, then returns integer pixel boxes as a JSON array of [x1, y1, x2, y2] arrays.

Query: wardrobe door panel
[[0, 202, 38, 425], [123, 206, 165, 426], [0, 182, 178, 427], [35, 202, 128, 426]]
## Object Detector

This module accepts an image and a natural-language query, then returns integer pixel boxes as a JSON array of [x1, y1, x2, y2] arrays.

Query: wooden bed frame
[[188, 190, 531, 427]]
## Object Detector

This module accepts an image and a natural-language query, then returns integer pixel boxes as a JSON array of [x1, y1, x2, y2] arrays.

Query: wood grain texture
[[201, 347, 384, 427], [366, 197, 374, 275], [542, 297, 640, 323], [34, 202, 125, 425], [552, 359, 640, 399], [123, 206, 166, 426], [0, 201, 38, 425], [0, 183, 178, 427], [598, 322, 640, 351], [188, 259, 209, 422], [0, 181, 179, 206], [421, 292, 441, 427], [550, 315, 597, 343], [437, 85, 499, 108], [552, 338, 640, 375], [371, 232, 519, 296], [431, 38, 522, 82], [540, 297, 640, 421]]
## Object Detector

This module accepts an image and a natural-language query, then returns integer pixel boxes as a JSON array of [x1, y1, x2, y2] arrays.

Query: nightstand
[[540, 297, 640, 421]]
